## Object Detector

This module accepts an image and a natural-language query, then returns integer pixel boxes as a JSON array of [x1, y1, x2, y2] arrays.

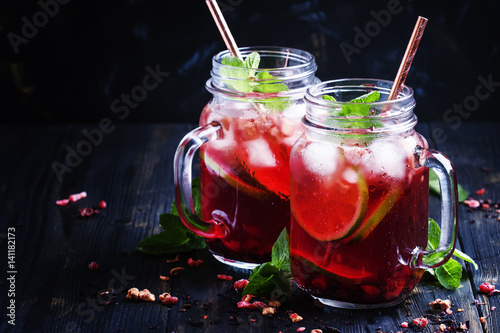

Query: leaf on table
[[243, 229, 293, 302], [426, 218, 478, 289], [136, 178, 206, 255], [434, 258, 463, 290], [429, 169, 468, 202]]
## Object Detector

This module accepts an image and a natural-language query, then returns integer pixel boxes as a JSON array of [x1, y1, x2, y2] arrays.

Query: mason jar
[[174, 46, 318, 268], [289, 78, 459, 308]]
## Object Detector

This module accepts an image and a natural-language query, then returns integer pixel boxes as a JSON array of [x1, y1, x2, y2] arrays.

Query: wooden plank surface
[[0, 122, 499, 333]]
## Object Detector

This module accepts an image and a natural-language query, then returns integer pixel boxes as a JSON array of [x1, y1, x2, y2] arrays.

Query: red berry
[[479, 282, 495, 294]]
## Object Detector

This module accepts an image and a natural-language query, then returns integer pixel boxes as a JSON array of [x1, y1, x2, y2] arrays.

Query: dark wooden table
[[1, 122, 500, 333]]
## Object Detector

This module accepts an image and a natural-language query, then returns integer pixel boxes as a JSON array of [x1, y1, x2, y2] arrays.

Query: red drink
[[199, 103, 303, 265], [290, 135, 429, 306], [289, 79, 458, 308]]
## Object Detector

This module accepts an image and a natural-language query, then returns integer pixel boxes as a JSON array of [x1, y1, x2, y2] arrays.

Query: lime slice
[[291, 166, 368, 242], [201, 151, 275, 200], [345, 184, 403, 244], [291, 251, 372, 283]]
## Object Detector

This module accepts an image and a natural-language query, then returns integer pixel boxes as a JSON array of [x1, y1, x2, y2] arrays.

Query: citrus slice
[[201, 150, 276, 200], [291, 251, 372, 283], [345, 184, 403, 244], [291, 166, 368, 242]]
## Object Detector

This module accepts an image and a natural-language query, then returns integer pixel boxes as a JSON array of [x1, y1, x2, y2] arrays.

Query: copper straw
[[205, 0, 242, 60], [388, 16, 428, 100]]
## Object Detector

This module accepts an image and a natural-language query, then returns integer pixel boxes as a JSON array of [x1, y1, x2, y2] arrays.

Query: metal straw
[[205, 0, 243, 60], [388, 16, 428, 100]]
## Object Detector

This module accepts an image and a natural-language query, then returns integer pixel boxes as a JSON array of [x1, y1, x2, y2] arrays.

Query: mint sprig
[[243, 229, 293, 303], [136, 178, 206, 255], [426, 218, 478, 290], [221, 51, 291, 111], [322, 91, 382, 129]]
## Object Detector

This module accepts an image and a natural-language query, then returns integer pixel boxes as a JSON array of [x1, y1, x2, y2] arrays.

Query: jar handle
[[173, 121, 228, 238], [410, 146, 459, 269]]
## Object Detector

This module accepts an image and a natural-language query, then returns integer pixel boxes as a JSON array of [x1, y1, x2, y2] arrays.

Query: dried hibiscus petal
[[69, 191, 87, 202], [187, 258, 204, 267], [464, 199, 481, 208], [217, 274, 233, 281], [234, 279, 249, 290], [88, 261, 99, 271]]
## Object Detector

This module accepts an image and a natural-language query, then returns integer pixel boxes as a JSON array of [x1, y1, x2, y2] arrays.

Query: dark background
[[1, 0, 499, 125]]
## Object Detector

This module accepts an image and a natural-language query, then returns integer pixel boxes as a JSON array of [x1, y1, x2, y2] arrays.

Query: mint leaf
[[453, 249, 479, 270], [434, 258, 463, 290], [220, 52, 291, 111], [221, 56, 251, 92], [429, 169, 468, 202], [243, 228, 293, 302], [136, 178, 206, 255], [322, 94, 336, 101], [426, 218, 477, 289], [271, 229, 291, 271], [244, 51, 260, 71], [323, 91, 382, 130]]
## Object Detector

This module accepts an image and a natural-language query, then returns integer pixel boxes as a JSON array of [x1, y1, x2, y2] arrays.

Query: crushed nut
[[262, 307, 276, 316], [289, 313, 303, 323], [412, 317, 429, 328], [429, 298, 452, 311], [269, 300, 281, 308], [439, 323, 447, 331], [126, 288, 155, 302]]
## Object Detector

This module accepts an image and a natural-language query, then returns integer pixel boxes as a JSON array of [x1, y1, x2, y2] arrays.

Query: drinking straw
[[387, 16, 428, 100], [205, 0, 243, 60]]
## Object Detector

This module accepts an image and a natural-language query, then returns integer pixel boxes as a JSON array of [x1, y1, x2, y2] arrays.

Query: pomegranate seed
[[98, 200, 107, 209], [217, 274, 233, 281], [401, 322, 409, 328], [479, 282, 496, 294], [88, 261, 99, 271], [477, 188, 485, 195]]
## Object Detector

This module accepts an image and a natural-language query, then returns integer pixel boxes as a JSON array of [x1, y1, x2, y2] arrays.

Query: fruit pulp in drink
[[289, 134, 429, 305], [199, 102, 304, 264]]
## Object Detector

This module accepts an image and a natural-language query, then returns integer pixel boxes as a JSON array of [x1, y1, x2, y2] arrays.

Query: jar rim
[[303, 78, 418, 135], [213, 46, 316, 71], [305, 78, 414, 109], [208, 46, 318, 100]]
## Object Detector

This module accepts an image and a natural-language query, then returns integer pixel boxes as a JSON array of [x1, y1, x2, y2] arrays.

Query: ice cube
[[302, 141, 339, 175], [245, 138, 276, 168], [342, 168, 359, 184], [367, 139, 406, 179]]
